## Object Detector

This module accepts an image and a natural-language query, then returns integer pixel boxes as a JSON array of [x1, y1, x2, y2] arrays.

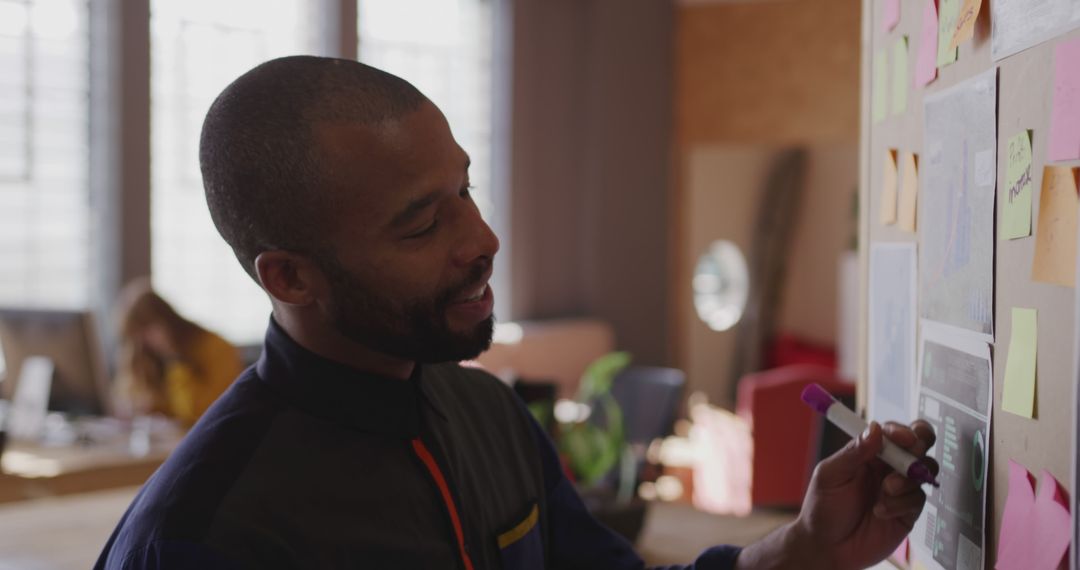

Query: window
[[149, 0, 315, 344], [1, 2, 504, 348], [0, 0, 89, 309], [358, 0, 495, 221]]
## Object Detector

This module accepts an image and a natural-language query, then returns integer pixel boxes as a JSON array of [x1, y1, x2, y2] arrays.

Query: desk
[[0, 433, 180, 504]]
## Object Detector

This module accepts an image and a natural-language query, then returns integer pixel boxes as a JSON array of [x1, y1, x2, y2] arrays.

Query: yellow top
[[162, 331, 243, 426]]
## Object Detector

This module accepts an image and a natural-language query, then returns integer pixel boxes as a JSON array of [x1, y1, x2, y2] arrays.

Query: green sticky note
[[873, 49, 888, 124], [937, 0, 960, 67], [1001, 131, 1034, 240], [1002, 308, 1037, 418], [892, 36, 909, 115]]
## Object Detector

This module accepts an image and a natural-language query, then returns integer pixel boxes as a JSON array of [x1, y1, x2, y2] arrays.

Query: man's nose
[[451, 209, 500, 267]]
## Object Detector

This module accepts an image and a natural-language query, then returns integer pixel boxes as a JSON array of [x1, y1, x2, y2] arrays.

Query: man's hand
[[736, 420, 937, 570]]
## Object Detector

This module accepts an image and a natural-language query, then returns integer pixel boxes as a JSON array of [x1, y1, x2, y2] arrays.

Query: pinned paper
[[1002, 308, 1037, 418], [883, 0, 901, 32], [937, 0, 960, 67], [1001, 130, 1034, 240], [996, 462, 1071, 570], [1032, 166, 1079, 287], [915, 0, 939, 87], [892, 37, 909, 115], [949, 0, 982, 51], [898, 151, 919, 232], [1049, 38, 1080, 161], [873, 49, 889, 124], [880, 149, 899, 224]]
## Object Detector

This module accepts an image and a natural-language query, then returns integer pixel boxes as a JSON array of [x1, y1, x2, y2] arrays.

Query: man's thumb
[[812, 421, 884, 488]]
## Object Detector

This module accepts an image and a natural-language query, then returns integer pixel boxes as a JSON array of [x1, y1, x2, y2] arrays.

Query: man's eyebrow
[[388, 190, 442, 229], [388, 155, 471, 230]]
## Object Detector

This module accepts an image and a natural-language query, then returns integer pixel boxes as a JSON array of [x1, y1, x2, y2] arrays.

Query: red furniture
[[735, 364, 855, 508]]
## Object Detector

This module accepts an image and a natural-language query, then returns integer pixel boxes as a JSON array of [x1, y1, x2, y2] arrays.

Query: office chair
[[611, 366, 687, 449], [587, 365, 686, 544]]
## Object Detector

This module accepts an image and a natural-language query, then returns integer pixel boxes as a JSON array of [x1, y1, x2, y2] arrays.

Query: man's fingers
[[882, 473, 918, 496], [882, 422, 916, 448], [873, 489, 927, 519], [813, 421, 884, 488], [922, 456, 940, 477], [912, 419, 936, 450], [882, 459, 940, 496], [882, 420, 937, 458]]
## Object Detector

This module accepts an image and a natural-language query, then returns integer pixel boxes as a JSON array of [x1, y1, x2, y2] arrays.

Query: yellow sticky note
[[898, 151, 919, 232], [1001, 130, 1034, 240], [937, 0, 960, 67], [880, 149, 899, 225], [1032, 166, 1079, 287], [1002, 308, 1037, 418], [892, 36, 909, 116], [873, 49, 888, 124], [950, 0, 982, 51]]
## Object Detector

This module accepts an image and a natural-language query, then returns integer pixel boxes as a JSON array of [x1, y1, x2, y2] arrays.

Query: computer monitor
[[0, 308, 110, 417]]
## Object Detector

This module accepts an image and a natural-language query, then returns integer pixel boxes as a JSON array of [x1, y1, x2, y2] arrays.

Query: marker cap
[[801, 383, 836, 416]]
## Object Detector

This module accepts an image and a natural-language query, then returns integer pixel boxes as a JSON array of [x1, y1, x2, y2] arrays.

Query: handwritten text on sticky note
[[1001, 131, 1033, 240], [937, 0, 960, 67]]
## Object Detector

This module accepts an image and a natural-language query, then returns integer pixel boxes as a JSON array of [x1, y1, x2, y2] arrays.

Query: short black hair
[[199, 55, 428, 282]]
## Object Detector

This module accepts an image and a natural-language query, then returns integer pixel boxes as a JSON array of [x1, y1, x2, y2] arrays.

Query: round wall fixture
[[692, 240, 749, 332]]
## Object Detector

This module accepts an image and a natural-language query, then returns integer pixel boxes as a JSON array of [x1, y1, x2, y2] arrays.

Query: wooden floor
[[0, 487, 795, 568]]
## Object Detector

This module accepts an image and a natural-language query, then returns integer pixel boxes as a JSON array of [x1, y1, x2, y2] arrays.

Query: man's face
[[312, 101, 499, 363]]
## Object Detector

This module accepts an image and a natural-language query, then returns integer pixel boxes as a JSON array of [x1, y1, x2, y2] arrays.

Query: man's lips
[[449, 269, 494, 304]]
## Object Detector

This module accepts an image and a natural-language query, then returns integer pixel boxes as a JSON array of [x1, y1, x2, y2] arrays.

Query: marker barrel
[[825, 402, 921, 478]]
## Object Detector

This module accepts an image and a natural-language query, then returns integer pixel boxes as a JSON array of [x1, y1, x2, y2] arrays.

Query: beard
[[316, 254, 494, 364]]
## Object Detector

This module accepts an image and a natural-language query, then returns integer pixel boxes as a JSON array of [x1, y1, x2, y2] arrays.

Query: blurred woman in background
[[113, 279, 242, 427]]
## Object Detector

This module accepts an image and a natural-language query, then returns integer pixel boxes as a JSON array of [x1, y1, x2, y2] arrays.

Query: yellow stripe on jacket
[[497, 505, 539, 549]]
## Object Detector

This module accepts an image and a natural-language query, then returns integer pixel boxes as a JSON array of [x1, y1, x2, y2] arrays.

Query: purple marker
[[801, 383, 939, 487]]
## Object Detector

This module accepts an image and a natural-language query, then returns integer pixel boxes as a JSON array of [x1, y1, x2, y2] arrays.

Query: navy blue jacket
[[95, 319, 741, 569]]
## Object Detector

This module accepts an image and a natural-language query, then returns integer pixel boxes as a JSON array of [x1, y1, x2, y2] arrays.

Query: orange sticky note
[[880, 149, 899, 225], [898, 152, 919, 232], [950, 0, 981, 51], [1032, 166, 1079, 287]]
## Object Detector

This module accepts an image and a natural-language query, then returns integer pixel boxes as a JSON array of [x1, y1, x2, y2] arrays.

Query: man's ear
[[254, 251, 325, 306]]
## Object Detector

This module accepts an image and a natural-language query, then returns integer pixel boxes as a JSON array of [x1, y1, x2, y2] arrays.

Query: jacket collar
[[255, 317, 435, 438]]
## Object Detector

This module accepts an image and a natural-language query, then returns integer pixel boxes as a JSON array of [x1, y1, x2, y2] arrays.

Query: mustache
[[437, 260, 492, 306]]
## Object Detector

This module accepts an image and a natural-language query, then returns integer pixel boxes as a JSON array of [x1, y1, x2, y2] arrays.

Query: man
[[96, 56, 937, 570]]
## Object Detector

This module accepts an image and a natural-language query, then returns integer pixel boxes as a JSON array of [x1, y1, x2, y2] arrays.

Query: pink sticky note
[[996, 460, 1036, 569], [883, 0, 901, 32], [1029, 470, 1071, 570], [996, 462, 1072, 570], [892, 537, 909, 564], [1049, 38, 1080, 161], [914, 0, 939, 88]]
